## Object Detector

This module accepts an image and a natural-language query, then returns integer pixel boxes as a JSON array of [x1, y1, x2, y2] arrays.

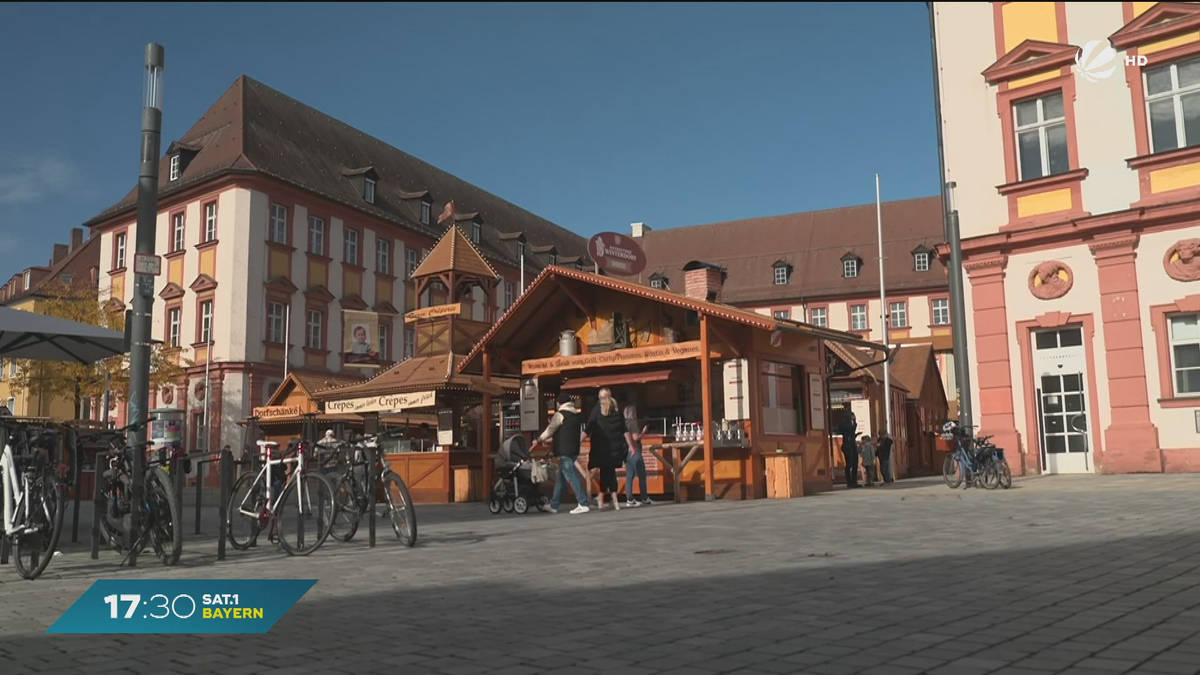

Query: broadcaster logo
[[1075, 40, 1118, 82]]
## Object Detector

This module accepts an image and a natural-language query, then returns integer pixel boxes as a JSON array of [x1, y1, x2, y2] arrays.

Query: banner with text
[[522, 341, 703, 375], [343, 310, 381, 368], [324, 389, 437, 415]]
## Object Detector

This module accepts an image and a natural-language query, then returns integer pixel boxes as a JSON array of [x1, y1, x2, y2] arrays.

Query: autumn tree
[[7, 280, 191, 419]]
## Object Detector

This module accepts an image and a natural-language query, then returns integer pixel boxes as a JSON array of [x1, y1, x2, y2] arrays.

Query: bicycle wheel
[[998, 462, 1013, 489], [979, 462, 1001, 490], [144, 467, 182, 566], [97, 471, 132, 553], [329, 474, 361, 543], [381, 471, 417, 547], [942, 456, 962, 489], [276, 472, 335, 556], [13, 471, 65, 580], [226, 473, 264, 550]]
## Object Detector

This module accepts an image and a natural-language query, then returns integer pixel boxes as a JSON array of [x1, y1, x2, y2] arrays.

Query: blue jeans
[[551, 457, 589, 509], [626, 452, 648, 501]]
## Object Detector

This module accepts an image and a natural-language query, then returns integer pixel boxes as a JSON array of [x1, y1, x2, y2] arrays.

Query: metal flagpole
[[519, 245, 526, 296], [876, 174, 894, 474], [283, 304, 291, 380]]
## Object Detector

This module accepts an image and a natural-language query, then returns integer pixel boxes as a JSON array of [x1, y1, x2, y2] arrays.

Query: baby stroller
[[488, 435, 555, 515]]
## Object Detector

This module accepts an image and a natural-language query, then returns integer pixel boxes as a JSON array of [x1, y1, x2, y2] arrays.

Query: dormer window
[[841, 253, 861, 279], [650, 274, 669, 290], [548, 253, 557, 266], [471, 221, 481, 244], [772, 261, 792, 286], [364, 178, 376, 204], [420, 201, 431, 225], [517, 241, 526, 260], [169, 154, 180, 181], [915, 251, 930, 272]]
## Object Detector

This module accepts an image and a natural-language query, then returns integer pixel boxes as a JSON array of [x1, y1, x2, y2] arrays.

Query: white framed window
[[932, 298, 951, 326], [169, 154, 180, 181], [773, 309, 791, 320], [23, 271, 30, 290], [168, 307, 181, 348], [516, 241, 526, 262], [548, 253, 557, 266], [171, 212, 185, 252], [199, 301, 214, 344], [267, 301, 287, 343], [364, 178, 376, 204], [1170, 313, 1200, 395], [308, 216, 325, 255], [1014, 91, 1068, 180], [8, 361, 16, 377], [809, 307, 827, 327], [270, 204, 289, 244], [850, 304, 868, 331], [915, 252, 930, 272], [0, 359, 5, 380], [344, 229, 359, 266], [471, 222, 481, 244], [420, 201, 431, 225], [406, 248, 419, 279], [650, 277, 664, 289], [306, 310, 323, 350], [504, 281, 514, 309], [403, 328, 415, 359], [60, 273, 72, 285], [376, 239, 391, 275], [378, 323, 389, 361], [843, 259, 859, 278], [5, 397, 13, 411], [889, 301, 908, 329], [1145, 57, 1200, 154], [115, 233, 127, 269], [773, 265, 789, 285], [203, 202, 218, 242]]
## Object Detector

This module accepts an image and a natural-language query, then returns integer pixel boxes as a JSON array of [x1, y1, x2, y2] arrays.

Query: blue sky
[[0, 2, 937, 270]]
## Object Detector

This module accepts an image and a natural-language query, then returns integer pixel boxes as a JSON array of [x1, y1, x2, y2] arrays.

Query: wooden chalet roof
[[411, 225, 500, 281], [313, 353, 519, 401], [263, 371, 366, 406], [460, 265, 888, 374]]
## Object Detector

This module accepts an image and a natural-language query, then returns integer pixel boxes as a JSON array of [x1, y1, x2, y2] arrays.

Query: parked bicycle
[[0, 421, 67, 580], [80, 420, 184, 566], [227, 439, 335, 556], [318, 430, 417, 547], [941, 422, 1012, 490]]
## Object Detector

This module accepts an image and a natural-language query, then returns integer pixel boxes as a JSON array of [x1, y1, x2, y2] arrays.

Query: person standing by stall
[[876, 429, 895, 484], [623, 404, 651, 507], [587, 388, 626, 511], [531, 392, 590, 514], [839, 412, 860, 489]]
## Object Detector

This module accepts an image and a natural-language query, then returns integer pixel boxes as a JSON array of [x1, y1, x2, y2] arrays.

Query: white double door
[[1033, 327, 1093, 474]]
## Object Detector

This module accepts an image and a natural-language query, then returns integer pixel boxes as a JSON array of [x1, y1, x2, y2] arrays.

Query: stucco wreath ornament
[[1164, 239, 1200, 282], [1028, 261, 1073, 300]]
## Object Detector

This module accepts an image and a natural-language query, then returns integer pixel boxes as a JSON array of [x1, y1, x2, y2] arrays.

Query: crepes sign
[[324, 390, 437, 414]]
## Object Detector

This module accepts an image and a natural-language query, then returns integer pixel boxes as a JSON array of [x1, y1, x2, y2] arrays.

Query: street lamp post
[[126, 43, 165, 568]]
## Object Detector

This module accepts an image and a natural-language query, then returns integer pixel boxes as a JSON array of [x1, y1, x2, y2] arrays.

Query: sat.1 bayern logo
[[1075, 40, 1118, 82]]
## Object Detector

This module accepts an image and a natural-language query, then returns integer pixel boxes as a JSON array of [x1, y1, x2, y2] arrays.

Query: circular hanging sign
[[588, 232, 647, 277]]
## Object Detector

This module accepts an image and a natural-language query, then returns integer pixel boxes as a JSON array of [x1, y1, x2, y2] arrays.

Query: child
[[860, 435, 878, 487]]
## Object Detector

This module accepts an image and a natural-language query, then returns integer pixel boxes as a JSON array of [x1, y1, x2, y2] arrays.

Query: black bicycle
[[81, 421, 184, 566], [319, 430, 416, 547], [1, 423, 67, 580]]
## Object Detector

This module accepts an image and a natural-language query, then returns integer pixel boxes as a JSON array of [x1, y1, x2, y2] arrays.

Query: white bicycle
[[1, 424, 66, 580], [226, 439, 335, 556]]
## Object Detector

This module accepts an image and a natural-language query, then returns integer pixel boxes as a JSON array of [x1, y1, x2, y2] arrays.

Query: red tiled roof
[[626, 196, 946, 303], [85, 76, 589, 272], [0, 236, 100, 307]]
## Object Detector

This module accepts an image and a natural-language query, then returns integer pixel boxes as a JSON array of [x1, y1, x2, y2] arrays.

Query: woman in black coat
[[587, 387, 627, 511]]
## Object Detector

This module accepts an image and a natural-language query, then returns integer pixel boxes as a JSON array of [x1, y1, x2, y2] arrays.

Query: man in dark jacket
[[876, 430, 895, 484], [839, 412, 860, 488], [531, 392, 590, 514]]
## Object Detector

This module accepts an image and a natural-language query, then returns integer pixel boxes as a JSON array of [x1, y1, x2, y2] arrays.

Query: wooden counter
[[385, 450, 481, 504]]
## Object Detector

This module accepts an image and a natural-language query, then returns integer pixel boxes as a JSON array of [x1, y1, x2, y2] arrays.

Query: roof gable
[[1111, 2, 1200, 49], [412, 225, 500, 280], [982, 39, 1079, 84]]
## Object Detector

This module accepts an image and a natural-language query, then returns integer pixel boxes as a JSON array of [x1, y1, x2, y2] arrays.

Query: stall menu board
[[722, 359, 748, 421], [519, 378, 541, 431], [808, 372, 826, 431]]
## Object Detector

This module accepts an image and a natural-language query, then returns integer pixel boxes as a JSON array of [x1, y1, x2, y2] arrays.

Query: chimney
[[52, 243, 69, 265], [70, 228, 84, 251], [630, 222, 651, 238], [682, 261, 724, 303]]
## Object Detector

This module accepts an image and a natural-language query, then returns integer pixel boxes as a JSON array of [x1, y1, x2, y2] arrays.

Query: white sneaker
[[626, 500, 639, 507], [640, 498, 654, 506], [570, 505, 590, 514], [613, 500, 620, 511], [546, 506, 558, 514]]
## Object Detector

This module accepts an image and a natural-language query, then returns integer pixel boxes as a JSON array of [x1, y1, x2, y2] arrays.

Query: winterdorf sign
[[589, 232, 647, 276], [324, 390, 437, 414]]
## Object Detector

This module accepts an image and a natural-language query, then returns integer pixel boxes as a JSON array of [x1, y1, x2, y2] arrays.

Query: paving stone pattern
[[3, 475, 1200, 674]]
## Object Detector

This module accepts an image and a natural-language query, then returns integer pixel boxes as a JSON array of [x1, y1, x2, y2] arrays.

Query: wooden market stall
[[312, 225, 519, 503], [459, 263, 890, 500]]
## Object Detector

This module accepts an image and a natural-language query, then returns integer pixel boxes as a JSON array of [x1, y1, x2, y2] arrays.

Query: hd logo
[[1075, 40, 1145, 82]]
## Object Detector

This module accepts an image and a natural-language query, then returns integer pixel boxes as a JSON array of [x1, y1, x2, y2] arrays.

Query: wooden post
[[482, 348, 493, 500], [700, 314, 715, 501]]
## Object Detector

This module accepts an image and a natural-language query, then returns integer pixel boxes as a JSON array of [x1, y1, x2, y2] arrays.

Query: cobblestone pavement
[[4, 474, 1200, 675]]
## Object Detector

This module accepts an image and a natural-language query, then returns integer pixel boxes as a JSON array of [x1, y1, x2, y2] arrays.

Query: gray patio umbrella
[[0, 306, 128, 364]]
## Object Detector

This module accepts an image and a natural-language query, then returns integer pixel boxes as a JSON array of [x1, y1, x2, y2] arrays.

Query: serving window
[[759, 360, 805, 435]]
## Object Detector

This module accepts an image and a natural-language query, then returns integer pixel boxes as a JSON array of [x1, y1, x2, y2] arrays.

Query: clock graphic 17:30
[[105, 593, 197, 620]]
